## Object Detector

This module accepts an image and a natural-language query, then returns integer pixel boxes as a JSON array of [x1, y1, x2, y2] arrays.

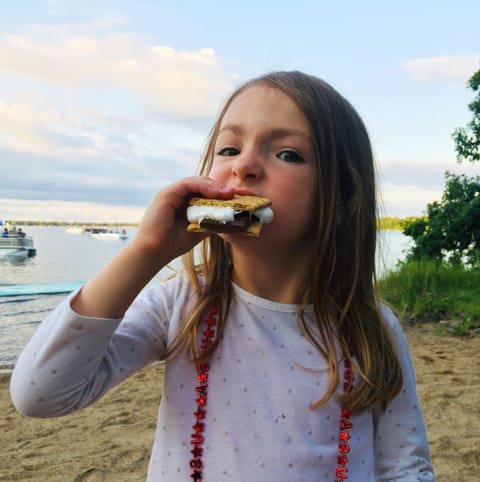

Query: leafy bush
[[403, 173, 480, 266], [378, 260, 480, 329], [452, 68, 480, 163]]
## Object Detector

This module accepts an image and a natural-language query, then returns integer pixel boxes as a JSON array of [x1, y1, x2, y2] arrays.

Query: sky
[[0, 0, 479, 223]]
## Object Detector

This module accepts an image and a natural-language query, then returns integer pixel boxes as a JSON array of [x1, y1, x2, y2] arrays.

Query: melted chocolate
[[199, 211, 252, 232]]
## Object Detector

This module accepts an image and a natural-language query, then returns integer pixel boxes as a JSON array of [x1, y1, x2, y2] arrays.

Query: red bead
[[340, 419, 353, 430], [206, 316, 217, 326], [194, 408, 206, 420], [190, 458, 203, 469], [192, 422, 204, 433], [191, 469, 202, 481], [203, 328, 215, 338], [338, 442, 350, 454], [191, 433, 204, 444], [335, 466, 348, 479], [196, 396, 206, 406], [197, 372, 208, 383], [341, 408, 352, 418], [200, 338, 213, 349], [196, 385, 208, 396], [191, 446, 203, 457], [337, 454, 348, 465], [339, 431, 350, 442]]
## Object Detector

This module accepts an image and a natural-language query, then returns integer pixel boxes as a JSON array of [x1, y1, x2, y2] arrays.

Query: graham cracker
[[188, 194, 271, 211]]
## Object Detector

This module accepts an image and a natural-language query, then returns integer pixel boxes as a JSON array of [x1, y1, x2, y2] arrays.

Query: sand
[[1, 325, 478, 482]]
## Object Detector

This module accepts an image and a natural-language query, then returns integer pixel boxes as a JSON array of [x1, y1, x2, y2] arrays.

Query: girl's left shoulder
[[378, 303, 414, 361], [379, 302, 399, 325]]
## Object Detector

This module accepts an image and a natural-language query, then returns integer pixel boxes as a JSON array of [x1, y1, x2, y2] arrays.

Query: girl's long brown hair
[[168, 71, 403, 415]]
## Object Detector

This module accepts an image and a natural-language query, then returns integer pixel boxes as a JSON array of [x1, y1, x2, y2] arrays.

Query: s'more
[[186, 195, 274, 237]]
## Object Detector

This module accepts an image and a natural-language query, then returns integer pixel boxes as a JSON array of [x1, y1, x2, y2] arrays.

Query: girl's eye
[[217, 146, 239, 156], [278, 149, 304, 163]]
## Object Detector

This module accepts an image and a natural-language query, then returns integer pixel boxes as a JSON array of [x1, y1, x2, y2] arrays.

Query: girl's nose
[[232, 150, 263, 181]]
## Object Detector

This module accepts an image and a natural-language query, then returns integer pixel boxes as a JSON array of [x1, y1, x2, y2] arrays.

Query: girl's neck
[[230, 248, 312, 304]]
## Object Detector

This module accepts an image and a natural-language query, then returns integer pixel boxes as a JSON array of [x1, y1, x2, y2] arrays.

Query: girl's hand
[[132, 176, 234, 267]]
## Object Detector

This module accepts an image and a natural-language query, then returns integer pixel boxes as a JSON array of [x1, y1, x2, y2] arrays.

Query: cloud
[[376, 158, 480, 217], [0, 21, 227, 209], [0, 95, 155, 161], [0, 27, 233, 120], [0, 146, 197, 207], [378, 182, 442, 218], [403, 54, 480, 83], [377, 158, 480, 190]]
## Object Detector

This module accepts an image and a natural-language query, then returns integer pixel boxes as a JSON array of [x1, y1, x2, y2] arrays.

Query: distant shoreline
[[2, 221, 139, 227], [3, 217, 419, 230]]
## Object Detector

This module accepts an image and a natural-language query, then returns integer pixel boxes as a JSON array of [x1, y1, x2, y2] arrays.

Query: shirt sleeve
[[10, 279, 176, 419], [373, 305, 436, 481]]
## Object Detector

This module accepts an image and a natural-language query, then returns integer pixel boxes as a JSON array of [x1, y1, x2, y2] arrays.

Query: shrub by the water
[[378, 260, 480, 333]]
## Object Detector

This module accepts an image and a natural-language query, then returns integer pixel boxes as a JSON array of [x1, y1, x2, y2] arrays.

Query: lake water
[[0, 226, 410, 368]]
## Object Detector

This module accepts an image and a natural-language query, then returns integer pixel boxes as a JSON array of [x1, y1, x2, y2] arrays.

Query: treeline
[[6, 217, 425, 230], [378, 216, 425, 231], [4, 220, 139, 227]]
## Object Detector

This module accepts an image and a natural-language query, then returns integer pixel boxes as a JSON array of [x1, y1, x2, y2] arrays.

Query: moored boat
[[66, 226, 83, 234], [0, 236, 36, 260], [88, 228, 128, 241]]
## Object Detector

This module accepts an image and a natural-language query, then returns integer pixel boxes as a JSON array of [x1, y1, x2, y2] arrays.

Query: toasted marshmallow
[[186, 205, 274, 225], [186, 195, 273, 237]]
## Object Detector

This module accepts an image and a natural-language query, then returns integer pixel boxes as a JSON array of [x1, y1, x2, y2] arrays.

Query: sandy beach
[[1, 325, 478, 481]]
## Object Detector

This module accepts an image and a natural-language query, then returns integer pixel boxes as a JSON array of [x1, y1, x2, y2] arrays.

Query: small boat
[[0, 247, 29, 261], [0, 236, 36, 260], [88, 228, 128, 241], [66, 226, 83, 234]]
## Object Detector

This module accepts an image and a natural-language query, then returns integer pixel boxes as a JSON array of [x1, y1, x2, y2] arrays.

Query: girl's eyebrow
[[218, 123, 310, 141]]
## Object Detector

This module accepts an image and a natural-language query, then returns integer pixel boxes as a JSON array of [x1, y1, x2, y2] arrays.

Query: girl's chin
[[218, 232, 263, 242]]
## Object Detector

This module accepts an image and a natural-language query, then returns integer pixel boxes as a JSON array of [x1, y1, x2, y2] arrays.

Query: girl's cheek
[[209, 163, 229, 182]]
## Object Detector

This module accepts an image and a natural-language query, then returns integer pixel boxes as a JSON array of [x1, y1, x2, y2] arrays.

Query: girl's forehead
[[218, 84, 309, 133], [225, 84, 290, 111]]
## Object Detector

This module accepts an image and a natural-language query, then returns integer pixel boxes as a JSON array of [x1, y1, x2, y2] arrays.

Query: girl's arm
[[373, 308, 436, 481], [10, 177, 234, 418]]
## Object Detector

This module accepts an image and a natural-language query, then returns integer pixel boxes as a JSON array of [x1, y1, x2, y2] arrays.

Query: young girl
[[10, 71, 435, 481]]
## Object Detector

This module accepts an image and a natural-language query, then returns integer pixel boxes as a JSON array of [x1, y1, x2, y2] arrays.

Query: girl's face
[[209, 84, 318, 252]]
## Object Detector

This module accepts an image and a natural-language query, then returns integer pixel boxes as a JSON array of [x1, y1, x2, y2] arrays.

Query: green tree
[[403, 173, 480, 265], [452, 67, 480, 163], [403, 67, 480, 265]]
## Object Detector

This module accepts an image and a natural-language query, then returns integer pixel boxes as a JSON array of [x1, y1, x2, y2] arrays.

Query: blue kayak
[[0, 281, 84, 297]]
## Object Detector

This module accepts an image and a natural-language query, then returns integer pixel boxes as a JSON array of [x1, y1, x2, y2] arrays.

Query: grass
[[378, 260, 480, 335]]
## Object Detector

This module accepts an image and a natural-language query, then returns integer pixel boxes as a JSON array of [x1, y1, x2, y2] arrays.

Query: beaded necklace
[[188, 303, 354, 482]]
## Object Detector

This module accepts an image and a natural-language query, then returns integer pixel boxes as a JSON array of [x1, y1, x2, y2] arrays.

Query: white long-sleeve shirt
[[10, 275, 435, 481]]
